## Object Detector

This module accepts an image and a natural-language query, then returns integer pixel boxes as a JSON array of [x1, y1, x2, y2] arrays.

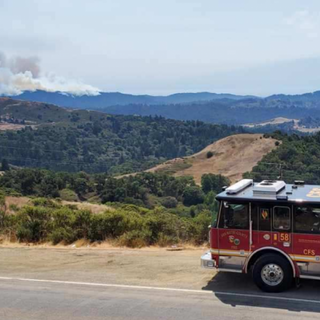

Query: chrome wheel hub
[[261, 264, 284, 286]]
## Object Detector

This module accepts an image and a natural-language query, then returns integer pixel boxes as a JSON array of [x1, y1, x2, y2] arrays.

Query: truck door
[[251, 204, 274, 251], [272, 206, 292, 254], [217, 201, 250, 271]]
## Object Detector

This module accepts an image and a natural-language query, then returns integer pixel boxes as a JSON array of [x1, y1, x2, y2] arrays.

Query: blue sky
[[1, 0, 320, 95]]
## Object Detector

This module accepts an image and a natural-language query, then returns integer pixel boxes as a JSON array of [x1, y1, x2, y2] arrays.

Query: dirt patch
[[243, 117, 320, 133], [0, 123, 34, 131], [243, 117, 295, 128], [0, 246, 214, 289]]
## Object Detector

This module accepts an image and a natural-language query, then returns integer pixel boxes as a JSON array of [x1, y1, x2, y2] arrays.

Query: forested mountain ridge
[[5, 90, 320, 126], [101, 101, 319, 125], [0, 98, 244, 174]]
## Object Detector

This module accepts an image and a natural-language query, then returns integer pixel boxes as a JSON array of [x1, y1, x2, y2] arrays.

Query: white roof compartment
[[226, 179, 253, 195], [253, 180, 286, 196]]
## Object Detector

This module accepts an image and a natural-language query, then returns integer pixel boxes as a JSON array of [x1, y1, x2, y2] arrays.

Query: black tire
[[252, 253, 293, 293]]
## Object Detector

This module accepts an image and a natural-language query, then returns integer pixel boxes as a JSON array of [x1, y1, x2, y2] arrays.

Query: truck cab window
[[219, 202, 249, 229], [273, 207, 291, 231], [295, 206, 320, 234]]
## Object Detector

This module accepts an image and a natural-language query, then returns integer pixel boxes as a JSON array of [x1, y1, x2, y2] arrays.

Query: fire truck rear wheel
[[252, 253, 293, 293]]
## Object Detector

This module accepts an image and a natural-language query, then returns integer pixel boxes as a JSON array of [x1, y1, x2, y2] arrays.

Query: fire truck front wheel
[[252, 253, 293, 293]]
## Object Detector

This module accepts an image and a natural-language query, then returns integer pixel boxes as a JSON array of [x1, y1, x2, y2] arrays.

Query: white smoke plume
[[0, 52, 101, 96]]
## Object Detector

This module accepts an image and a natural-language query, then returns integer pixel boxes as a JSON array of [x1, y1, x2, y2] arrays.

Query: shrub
[[50, 227, 75, 244], [123, 197, 144, 207], [117, 230, 151, 248], [17, 227, 33, 242], [74, 210, 92, 239], [88, 210, 144, 241], [9, 204, 19, 212], [201, 174, 230, 194], [51, 207, 76, 229], [16, 206, 52, 242], [59, 189, 79, 202], [191, 211, 211, 244], [206, 151, 214, 159], [183, 186, 204, 206], [157, 232, 178, 247], [160, 196, 178, 208], [32, 198, 59, 208]]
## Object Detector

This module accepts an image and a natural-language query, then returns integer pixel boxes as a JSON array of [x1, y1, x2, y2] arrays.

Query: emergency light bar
[[226, 179, 253, 195], [253, 180, 286, 195]]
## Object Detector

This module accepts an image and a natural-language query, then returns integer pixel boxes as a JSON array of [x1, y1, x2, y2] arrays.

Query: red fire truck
[[201, 179, 320, 292]]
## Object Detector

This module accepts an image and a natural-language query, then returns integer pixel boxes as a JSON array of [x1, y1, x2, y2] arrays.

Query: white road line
[[0, 276, 319, 305]]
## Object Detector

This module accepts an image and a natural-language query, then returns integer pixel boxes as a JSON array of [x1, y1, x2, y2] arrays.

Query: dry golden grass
[[0, 123, 35, 131], [146, 134, 279, 184], [3, 196, 114, 215], [4, 196, 32, 214], [61, 201, 115, 214]]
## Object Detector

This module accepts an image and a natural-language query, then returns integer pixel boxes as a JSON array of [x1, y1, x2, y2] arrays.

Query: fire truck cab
[[201, 179, 320, 292]]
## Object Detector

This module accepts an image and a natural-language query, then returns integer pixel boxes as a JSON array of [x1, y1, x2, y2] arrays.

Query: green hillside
[[0, 98, 244, 174], [245, 132, 320, 184]]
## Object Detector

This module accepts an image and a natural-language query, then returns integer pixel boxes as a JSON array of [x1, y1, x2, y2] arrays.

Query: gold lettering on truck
[[307, 188, 320, 198]]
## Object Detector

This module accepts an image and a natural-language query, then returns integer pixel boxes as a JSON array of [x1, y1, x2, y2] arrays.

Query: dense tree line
[[101, 101, 319, 125], [0, 169, 225, 213], [0, 113, 243, 174], [244, 132, 320, 184]]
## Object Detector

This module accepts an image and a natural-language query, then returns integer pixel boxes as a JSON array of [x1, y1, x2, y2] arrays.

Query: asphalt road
[[0, 277, 320, 320], [0, 248, 320, 319]]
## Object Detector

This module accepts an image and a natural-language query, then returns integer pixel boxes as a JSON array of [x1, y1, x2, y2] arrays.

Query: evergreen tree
[[1, 159, 9, 171]]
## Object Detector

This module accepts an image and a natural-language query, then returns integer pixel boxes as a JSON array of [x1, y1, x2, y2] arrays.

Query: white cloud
[[285, 10, 320, 39]]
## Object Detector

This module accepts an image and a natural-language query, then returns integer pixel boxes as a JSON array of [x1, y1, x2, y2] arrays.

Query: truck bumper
[[201, 251, 216, 269]]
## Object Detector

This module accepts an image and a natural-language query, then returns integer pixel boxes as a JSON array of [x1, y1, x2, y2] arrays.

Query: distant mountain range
[[7, 89, 320, 109], [4, 89, 320, 126], [266, 90, 320, 102]]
